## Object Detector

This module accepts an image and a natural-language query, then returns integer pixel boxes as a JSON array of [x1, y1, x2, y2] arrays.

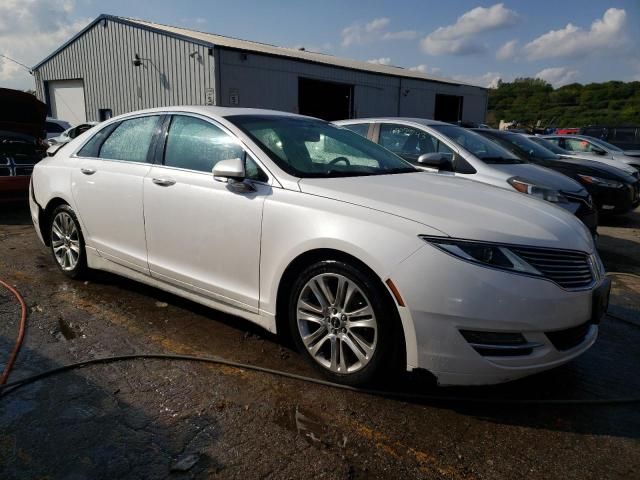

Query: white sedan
[[29, 107, 610, 386]]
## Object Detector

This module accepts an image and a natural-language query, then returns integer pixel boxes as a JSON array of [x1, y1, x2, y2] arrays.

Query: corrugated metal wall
[[34, 18, 487, 123], [218, 48, 488, 122], [34, 19, 216, 121]]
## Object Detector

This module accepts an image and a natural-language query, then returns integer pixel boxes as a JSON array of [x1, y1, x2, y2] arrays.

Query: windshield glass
[[227, 115, 417, 178], [497, 133, 559, 160], [430, 125, 523, 164], [584, 136, 623, 153], [529, 136, 567, 154]]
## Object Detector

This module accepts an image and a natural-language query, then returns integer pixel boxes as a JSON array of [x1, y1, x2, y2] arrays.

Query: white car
[[526, 135, 639, 177], [47, 122, 99, 146], [336, 118, 598, 236], [543, 135, 640, 172], [45, 118, 71, 139], [29, 107, 610, 386]]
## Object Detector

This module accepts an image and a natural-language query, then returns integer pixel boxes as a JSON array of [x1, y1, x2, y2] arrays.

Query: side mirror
[[417, 152, 453, 171], [213, 157, 245, 182]]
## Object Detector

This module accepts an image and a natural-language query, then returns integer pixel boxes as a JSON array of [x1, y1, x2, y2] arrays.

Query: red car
[[0, 88, 48, 204], [555, 127, 580, 135]]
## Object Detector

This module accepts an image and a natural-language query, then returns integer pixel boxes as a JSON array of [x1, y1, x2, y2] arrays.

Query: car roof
[[335, 117, 452, 127], [116, 105, 312, 120]]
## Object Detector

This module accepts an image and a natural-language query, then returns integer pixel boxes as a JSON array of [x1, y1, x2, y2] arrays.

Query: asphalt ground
[[1, 204, 639, 479]]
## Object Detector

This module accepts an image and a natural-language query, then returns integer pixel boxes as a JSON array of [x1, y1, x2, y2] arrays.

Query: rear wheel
[[49, 204, 87, 278], [288, 260, 401, 386]]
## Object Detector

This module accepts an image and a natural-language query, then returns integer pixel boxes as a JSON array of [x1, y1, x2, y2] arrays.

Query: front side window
[[379, 124, 452, 162], [164, 115, 244, 173], [228, 115, 416, 178], [99, 116, 160, 162], [564, 138, 593, 153]]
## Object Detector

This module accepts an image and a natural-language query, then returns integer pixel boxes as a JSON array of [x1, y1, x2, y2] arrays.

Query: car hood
[[0, 88, 47, 138], [560, 153, 638, 175], [622, 150, 640, 158], [487, 163, 585, 193], [542, 156, 636, 181], [298, 172, 593, 252]]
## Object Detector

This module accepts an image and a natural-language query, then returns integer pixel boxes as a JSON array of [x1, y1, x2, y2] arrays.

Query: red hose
[[0, 279, 27, 385]]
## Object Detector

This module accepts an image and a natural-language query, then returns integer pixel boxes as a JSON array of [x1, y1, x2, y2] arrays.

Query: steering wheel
[[329, 156, 351, 166]]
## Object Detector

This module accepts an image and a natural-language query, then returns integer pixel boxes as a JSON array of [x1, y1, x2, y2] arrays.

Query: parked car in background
[[336, 118, 598, 235], [580, 126, 640, 151], [47, 122, 99, 146], [0, 88, 48, 204], [543, 135, 640, 172], [556, 128, 580, 135], [474, 129, 640, 215], [31, 106, 609, 386], [526, 135, 639, 177], [45, 118, 71, 139]]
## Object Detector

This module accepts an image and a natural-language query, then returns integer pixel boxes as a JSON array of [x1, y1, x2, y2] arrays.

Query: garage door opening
[[434, 94, 463, 123], [47, 79, 87, 125], [299, 78, 353, 121]]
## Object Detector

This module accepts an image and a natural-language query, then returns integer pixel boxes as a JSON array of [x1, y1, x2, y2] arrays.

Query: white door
[[143, 114, 270, 310], [48, 80, 87, 125], [71, 115, 162, 273]]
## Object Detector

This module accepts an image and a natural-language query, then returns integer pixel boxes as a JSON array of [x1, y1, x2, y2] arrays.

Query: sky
[[1, 0, 639, 91]]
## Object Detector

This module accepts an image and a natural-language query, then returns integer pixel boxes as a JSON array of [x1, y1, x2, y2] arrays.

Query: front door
[[143, 114, 271, 311]]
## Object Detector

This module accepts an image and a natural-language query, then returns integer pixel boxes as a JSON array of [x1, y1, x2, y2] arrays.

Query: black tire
[[288, 259, 403, 386], [49, 204, 88, 279]]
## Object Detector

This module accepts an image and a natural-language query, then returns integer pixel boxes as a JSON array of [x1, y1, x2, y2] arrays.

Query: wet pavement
[[1, 205, 639, 479]]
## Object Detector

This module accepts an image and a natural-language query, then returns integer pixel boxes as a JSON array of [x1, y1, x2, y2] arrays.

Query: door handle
[[80, 168, 96, 175], [152, 177, 176, 187]]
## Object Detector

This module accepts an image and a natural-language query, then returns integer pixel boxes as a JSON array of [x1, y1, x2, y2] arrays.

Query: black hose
[[1, 353, 638, 405]]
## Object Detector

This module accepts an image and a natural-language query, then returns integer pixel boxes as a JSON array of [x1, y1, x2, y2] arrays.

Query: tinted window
[[45, 121, 65, 133], [77, 123, 119, 158], [379, 124, 452, 162], [529, 136, 567, 155], [164, 115, 244, 173], [342, 123, 370, 138], [228, 115, 415, 178], [99, 116, 160, 162], [491, 133, 557, 160]]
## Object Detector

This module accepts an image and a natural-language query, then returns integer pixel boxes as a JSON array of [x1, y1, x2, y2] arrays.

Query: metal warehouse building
[[32, 14, 488, 126]]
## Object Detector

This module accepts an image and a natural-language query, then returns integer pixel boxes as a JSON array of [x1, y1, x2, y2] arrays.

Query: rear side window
[[342, 123, 370, 138], [99, 116, 160, 162], [163, 115, 244, 173]]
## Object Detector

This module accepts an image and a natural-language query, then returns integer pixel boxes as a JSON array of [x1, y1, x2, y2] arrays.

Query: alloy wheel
[[51, 211, 81, 271], [296, 273, 378, 374]]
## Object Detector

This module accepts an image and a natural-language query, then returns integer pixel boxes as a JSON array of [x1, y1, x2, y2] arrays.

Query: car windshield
[[227, 115, 417, 178], [529, 136, 567, 155], [430, 125, 523, 164], [583, 136, 623, 153], [496, 133, 559, 160]]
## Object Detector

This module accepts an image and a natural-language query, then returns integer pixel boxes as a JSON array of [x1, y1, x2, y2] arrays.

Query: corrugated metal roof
[[34, 14, 484, 89]]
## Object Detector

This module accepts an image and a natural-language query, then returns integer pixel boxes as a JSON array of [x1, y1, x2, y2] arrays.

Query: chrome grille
[[511, 246, 594, 289]]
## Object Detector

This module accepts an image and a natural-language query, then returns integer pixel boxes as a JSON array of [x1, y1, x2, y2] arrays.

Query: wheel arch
[[39, 197, 71, 246], [274, 247, 409, 367]]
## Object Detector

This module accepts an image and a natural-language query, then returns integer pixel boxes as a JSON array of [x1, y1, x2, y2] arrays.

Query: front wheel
[[288, 260, 401, 386], [49, 204, 88, 279]]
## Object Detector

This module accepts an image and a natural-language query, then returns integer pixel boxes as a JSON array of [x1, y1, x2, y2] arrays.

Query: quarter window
[[379, 124, 452, 162], [164, 116, 244, 173], [99, 116, 160, 162]]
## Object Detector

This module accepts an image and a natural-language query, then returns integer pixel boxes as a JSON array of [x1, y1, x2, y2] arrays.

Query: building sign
[[229, 88, 239, 106], [205, 88, 215, 105]]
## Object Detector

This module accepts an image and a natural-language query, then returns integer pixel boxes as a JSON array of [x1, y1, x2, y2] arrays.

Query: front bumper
[[590, 181, 640, 214], [390, 243, 606, 386]]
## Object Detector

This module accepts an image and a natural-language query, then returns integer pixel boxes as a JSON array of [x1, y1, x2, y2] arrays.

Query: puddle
[[57, 318, 80, 340], [276, 405, 347, 449]]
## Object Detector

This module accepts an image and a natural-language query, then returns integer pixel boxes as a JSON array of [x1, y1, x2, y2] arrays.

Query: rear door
[[71, 114, 163, 273]]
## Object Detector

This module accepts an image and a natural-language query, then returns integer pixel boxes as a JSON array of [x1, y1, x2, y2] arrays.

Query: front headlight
[[578, 175, 624, 189], [508, 177, 568, 203], [419, 236, 541, 275]]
